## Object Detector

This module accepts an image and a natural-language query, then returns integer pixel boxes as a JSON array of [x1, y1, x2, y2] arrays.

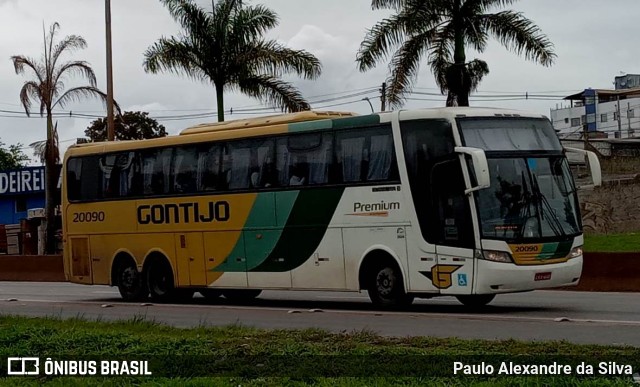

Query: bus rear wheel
[[222, 289, 262, 302], [456, 294, 495, 308], [367, 262, 413, 308], [116, 261, 148, 302], [147, 259, 193, 302]]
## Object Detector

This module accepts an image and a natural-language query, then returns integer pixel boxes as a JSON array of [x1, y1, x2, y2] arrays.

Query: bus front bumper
[[474, 256, 583, 294]]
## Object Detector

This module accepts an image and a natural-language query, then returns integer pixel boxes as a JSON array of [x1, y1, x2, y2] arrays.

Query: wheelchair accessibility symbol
[[457, 273, 468, 287]]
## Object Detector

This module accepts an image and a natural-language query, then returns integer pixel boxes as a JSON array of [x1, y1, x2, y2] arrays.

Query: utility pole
[[627, 102, 632, 138], [105, 0, 115, 141], [616, 97, 622, 139], [380, 82, 386, 111]]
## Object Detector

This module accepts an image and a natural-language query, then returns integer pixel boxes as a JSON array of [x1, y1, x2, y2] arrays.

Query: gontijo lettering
[[137, 201, 230, 224]]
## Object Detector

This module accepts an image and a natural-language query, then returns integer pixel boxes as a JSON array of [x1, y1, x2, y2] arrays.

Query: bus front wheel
[[116, 261, 148, 302], [456, 294, 496, 308], [147, 258, 193, 302], [367, 262, 413, 308]]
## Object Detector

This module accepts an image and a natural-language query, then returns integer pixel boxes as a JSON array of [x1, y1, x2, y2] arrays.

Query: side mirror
[[564, 147, 602, 189], [454, 146, 490, 194]]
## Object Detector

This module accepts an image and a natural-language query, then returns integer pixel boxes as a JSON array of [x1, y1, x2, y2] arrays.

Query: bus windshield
[[458, 117, 580, 241], [475, 156, 581, 240]]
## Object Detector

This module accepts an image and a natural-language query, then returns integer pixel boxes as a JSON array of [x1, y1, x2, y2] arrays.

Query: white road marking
[[4, 298, 640, 327], [319, 296, 367, 300]]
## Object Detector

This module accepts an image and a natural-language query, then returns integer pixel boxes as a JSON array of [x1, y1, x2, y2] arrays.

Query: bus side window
[[141, 148, 172, 195], [226, 143, 251, 190], [197, 144, 222, 191], [253, 139, 276, 188], [173, 146, 198, 194], [366, 132, 395, 182], [401, 119, 456, 245], [289, 159, 308, 186], [338, 136, 365, 183], [66, 158, 82, 201], [430, 158, 474, 248], [277, 133, 331, 187]]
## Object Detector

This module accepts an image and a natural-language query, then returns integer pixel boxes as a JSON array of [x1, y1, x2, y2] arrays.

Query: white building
[[551, 87, 640, 139]]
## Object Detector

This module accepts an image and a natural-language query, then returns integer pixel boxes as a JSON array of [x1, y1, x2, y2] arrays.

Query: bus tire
[[146, 257, 191, 302], [222, 289, 262, 302], [456, 294, 496, 308], [114, 259, 148, 302], [366, 260, 413, 308], [200, 289, 222, 300]]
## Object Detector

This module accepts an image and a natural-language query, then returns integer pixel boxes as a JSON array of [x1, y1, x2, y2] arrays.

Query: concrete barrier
[[0, 255, 64, 282], [0, 252, 637, 292], [570, 252, 640, 292]]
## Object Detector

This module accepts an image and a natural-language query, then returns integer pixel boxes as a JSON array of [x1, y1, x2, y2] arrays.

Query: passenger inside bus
[[289, 163, 306, 186]]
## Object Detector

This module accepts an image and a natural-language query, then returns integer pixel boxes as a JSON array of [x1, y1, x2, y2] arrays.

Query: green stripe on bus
[[214, 191, 301, 272], [288, 119, 333, 133], [555, 240, 574, 258], [244, 191, 299, 270], [211, 238, 246, 272], [539, 242, 558, 259], [275, 191, 299, 227], [331, 114, 380, 130], [539, 240, 573, 260], [212, 193, 277, 272], [249, 187, 345, 272], [243, 192, 277, 229]]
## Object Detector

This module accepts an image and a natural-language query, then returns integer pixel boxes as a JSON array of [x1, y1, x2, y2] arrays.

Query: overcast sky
[[0, 0, 637, 163]]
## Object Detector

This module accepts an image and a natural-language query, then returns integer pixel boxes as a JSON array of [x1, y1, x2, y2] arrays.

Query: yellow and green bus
[[63, 108, 601, 307]]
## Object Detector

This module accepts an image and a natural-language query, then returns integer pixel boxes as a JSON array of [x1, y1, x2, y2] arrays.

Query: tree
[[357, 0, 556, 107], [85, 111, 168, 142], [0, 140, 29, 170], [144, 0, 322, 122], [30, 121, 60, 165], [12, 22, 109, 254]]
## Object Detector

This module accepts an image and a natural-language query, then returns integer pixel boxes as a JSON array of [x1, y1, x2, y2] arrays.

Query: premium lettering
[[137, 201, 230, 224], [353, 201, 400, 213]]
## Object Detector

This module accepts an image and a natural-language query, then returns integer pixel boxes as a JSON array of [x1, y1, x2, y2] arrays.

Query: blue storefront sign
[[0, 167, 46, 195], [0, 166, 60, 225]]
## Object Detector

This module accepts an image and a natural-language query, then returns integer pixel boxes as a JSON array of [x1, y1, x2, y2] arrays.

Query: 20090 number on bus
[[73, 211, 106, 223], [137, 202, 230, 225]]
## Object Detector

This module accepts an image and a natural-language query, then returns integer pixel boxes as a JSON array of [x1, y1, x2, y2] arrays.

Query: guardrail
[[0, 253, 637, 292]]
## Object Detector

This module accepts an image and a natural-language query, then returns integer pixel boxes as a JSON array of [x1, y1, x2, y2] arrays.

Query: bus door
[[400, 118, 475, 294], [68, 236, 93, 284], [175, 233, 207, 286], [431, 156, 476, 294]]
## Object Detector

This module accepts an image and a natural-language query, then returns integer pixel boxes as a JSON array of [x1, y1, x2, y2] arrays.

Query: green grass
[[0, 315, 638, 386], [584, 233, 640, 252]]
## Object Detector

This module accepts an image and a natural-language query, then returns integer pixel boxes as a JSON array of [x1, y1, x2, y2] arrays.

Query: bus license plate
[[534, 272, 552, 281]]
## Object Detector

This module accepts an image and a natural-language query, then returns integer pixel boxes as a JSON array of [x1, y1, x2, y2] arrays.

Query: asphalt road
[[1, 282, 639, 346]]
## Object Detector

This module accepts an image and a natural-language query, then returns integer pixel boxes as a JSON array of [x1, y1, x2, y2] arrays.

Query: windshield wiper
[[530, 172, 566, 238]]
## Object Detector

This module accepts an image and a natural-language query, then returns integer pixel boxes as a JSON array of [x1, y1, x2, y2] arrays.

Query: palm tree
[[357, 0, 556, 107], [12, 22, 109, 254], [29, 122, 60, 165], [144, 0, 321, 122]]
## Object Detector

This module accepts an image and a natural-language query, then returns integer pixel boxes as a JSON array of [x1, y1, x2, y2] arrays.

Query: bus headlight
[[568, 246, 583, 259], [481, 250, 513, 263]]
